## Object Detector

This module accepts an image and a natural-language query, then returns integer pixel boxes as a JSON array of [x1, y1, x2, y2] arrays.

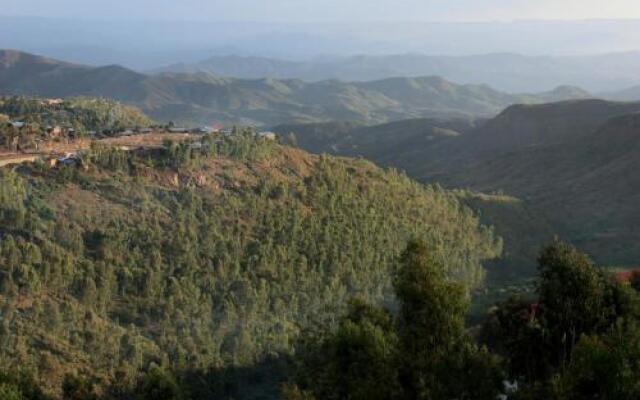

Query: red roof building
[[614, 268, 640, 284]]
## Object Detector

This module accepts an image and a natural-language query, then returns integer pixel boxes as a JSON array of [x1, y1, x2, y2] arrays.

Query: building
[[614, 268, 640, 284], [46, 126, 62, 137], [41, 98, 64, 106], [258, 131, 277, 140], [46, 157, 58, 167], [193, 126, 215, 134], [168, 127, 189, 133], [56, 154, 80, 167]]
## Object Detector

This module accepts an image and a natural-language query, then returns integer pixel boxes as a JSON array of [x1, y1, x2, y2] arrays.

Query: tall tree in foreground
[[551, 320, 640, 400], [288, 298, 401, 400], [537, 240, 616, 368], [394, 241, 503, 400], [285, 240, 503, 400], [483, 240, 640, 398], [394, 241, 469, 399]]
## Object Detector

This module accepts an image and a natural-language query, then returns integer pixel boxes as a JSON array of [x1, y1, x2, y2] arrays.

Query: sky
[[4, 0, 640, 22]]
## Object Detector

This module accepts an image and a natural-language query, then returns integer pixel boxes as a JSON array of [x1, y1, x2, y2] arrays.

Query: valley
[[276, 99, 640, 279]]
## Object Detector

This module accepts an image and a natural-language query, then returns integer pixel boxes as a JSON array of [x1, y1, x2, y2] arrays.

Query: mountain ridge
[[0, 50, 596, 126], [152, 51, 640, 93]]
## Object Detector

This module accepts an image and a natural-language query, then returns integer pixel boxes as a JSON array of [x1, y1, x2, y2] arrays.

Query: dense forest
[[278, 100, 640, 282], [0, 133, 502, 398], [0, 109, 638, 400]]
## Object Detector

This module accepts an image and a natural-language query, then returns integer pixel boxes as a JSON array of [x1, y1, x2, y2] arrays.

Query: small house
[[194, 126, 215, 134], [614, 268, 640, 284], [258, 131, 277, 140], [42, 98, 64, 106], [46, 126, 62, 137], [57, 156, 79, 167], [171, 127, 189, 133], [55, 152, 86, 168]]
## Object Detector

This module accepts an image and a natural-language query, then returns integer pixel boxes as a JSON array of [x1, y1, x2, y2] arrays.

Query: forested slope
[[280, 100, 640, 277], [0, 134, 500, 397]]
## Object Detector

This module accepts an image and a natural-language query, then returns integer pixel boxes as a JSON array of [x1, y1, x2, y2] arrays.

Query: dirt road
[[0, 132, 201, 167]]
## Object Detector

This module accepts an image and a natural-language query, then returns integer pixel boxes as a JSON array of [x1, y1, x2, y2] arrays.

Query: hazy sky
[[4, 0, 640, 22]]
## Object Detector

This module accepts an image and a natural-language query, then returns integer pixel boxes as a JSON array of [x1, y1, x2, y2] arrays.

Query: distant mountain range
[[4, 16, 640, 72], [154, 52, 640, 93], [0, 50, 602, 127], [606, 85, 640, 102], [276, 99, 640, 278]]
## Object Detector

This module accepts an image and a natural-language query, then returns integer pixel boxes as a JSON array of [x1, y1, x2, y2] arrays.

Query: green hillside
[[454, 191, 556, 282], [0, 50, 591, 126], [273, 117, 480, 160], [272, 121, 368, 151], [279, 99, 640, 278], [0, 96, 154, 132], [0, 133, 500, 397]]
